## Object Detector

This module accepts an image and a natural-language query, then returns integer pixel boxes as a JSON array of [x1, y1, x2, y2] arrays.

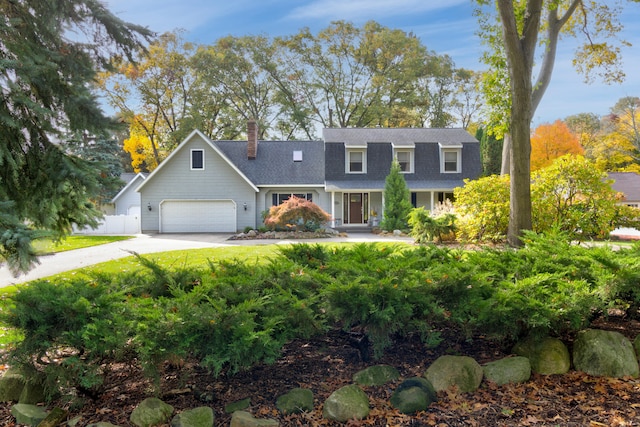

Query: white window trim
[[346, 149, 367, 174], [440, 148, 461, 174], [191, 149, 204, 170], [394, 149, 414, 174]]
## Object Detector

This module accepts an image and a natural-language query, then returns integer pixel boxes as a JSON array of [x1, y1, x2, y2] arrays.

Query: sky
[[104, 0, 640, 127]]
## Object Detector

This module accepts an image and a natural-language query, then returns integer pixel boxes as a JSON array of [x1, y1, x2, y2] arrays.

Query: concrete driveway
[[0, 232, 413, 287]]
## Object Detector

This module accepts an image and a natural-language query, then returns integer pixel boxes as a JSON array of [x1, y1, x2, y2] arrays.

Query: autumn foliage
[[264, 196, 331, 231], [123, 117, 159, 173], [530, 120, 584, 170]]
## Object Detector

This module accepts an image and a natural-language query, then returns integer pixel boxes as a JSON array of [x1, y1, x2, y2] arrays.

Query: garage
[[160, 200, 237, 233]]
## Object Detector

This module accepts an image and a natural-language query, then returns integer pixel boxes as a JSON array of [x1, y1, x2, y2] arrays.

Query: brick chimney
[[247, 119, 258, 160]]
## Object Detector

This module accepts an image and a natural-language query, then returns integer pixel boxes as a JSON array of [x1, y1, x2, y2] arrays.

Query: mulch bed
[[2, 316, 640, 426]]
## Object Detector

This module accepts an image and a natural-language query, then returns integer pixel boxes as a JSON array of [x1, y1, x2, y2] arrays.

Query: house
[[137, 121, 481, 233], [111, 172, 147, 215], [323, 127, 481, 227], [608, 172, 640, 207]]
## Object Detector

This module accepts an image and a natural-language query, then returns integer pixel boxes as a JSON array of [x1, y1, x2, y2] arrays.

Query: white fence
[[73, 215, 140, 235]]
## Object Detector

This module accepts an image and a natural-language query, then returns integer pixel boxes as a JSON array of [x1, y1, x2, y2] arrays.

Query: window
[[438, 192, 455, 203], [191, 149, 204, 170], [441, 149, 460, 173], [272, 193, 314, 206], [395, 150, 413, 173], [347, 150, 366, 173]]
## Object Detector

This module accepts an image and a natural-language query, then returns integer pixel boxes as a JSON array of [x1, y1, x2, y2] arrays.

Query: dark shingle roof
[[608, 172, 640, 201], [323, 127, 478, 147], [214, 140, 325, 186]]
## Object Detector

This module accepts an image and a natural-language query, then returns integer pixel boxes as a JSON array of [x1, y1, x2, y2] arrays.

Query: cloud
[[285, 0, 468, 22]]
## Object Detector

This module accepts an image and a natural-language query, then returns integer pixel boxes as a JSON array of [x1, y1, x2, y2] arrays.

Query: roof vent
[[293, 150, 303, 162]]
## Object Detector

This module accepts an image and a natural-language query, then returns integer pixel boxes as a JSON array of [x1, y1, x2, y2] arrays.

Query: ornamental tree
[[530, 120, 584, 171], [264, 196, 331, 231]]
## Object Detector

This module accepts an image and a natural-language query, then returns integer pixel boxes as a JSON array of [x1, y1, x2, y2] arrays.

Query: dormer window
[[191, 149, 204, 170], [441, 149, 461, 173], [394, 149, 414, 173], [438, 142, 462, 174], [346, 149, 366, 173]]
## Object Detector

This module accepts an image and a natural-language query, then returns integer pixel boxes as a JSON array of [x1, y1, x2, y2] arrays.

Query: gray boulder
[[19, 378, 47, 405], [275, 388, 314, 414], [424, 355, 483, 393], [0, 368, 26, 402], [323, 384, 370, 422], [230, 411, 279, 427], [130, 397, 174, 427], [225, 398, 251, 413], [171, 406, 214, 427], [10, 403, 48, 426], [483, 356, 531, 385], [573, 329, 639, 378], [512, 336, 570, 375], [353, 365, 400, 386], [634, 334, 640, 360], [390, 377, 437, 414]]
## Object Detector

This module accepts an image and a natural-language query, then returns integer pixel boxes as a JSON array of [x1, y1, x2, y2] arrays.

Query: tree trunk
[[508, 108, 532, 247], [497, 0, 541, 247], [506, 57, 534, 246], [500, 133, 511, 175]]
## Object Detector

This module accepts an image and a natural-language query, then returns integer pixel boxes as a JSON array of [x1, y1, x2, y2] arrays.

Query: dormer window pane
[[396, 151, 411, 172], [349, 151, 363, 173], [444, 151, 458, 172], [191, 150, 204, 170]]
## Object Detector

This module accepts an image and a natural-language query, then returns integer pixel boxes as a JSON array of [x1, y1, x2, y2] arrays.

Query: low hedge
[[2, 232, 639, 398]]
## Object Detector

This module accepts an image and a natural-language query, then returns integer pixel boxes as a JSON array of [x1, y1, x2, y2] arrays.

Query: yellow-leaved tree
[[123, 118, 159, 172], [530, 120, 584, 170]]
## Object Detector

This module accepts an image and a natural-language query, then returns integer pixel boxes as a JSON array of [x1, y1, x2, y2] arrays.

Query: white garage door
[[160, 200, 236, 233]]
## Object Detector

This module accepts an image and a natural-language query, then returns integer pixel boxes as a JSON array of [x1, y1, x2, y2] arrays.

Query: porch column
[[331, 191, 336, 228]]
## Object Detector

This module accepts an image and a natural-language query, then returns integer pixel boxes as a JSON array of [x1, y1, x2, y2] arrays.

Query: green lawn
[[43, 242, 393, 278], [32, 235, 134, 254], [5, 241, 411, 289]]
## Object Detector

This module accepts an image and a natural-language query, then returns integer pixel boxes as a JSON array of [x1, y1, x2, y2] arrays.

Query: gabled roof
[[215, 140, 325, 186], [608, 172, 640, 201], [136, 129, 259, 193], [111, 172, 146, 203], [323, 127, 478, 147]]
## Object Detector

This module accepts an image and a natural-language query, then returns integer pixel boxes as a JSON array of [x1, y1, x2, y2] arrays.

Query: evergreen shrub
[[3, 236, 640, 398]]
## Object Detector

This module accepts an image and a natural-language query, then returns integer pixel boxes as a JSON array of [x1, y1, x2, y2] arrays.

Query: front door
[[343, 193, 369, 224], [349, 193, 363, 224]]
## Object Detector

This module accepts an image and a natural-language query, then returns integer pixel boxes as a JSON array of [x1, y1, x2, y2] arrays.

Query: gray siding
[[114, 177, 143, 215], [140, 134, 256, 232]]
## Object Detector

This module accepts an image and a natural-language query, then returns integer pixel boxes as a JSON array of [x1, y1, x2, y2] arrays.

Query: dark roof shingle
[[323, 127, 478, 147], [215, 140, 325, 186]]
